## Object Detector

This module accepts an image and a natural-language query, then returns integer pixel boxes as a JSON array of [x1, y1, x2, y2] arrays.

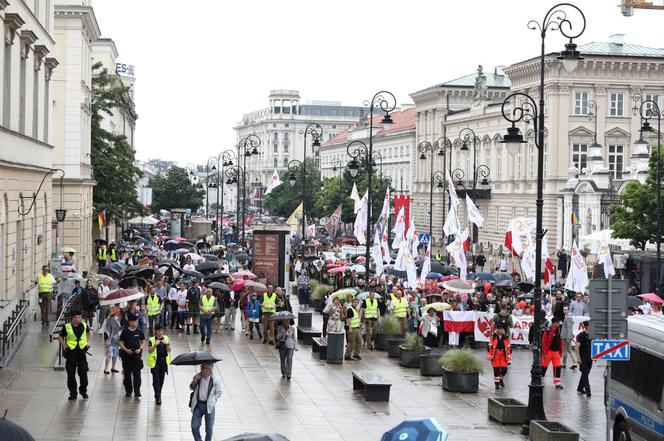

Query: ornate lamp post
[[238, 135, 261, 246], [205, 156, 218, 219], [331, 158, 343, 182], [499, 3, 586, 433], [215, 150, 235, 244], [418, 138, 452, 244], [225, 165, 242, 243]]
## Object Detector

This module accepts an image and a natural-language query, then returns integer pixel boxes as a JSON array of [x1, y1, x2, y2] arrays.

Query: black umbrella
[[495, 279, 519, 289], [208, 282, 231, 293], [381, 418, 447, 441], [97, 267, 120, 279], [171, 351, 222, 366], [108, 262, 127, 273], [223, 434, 290, 441], [492, 272, 513, 282], [0, 411, 35, 441], [234, 252, 250, 261], [119, 276, 149, 289], [518, 282, 535, 293], [183, 270, 205, 280], [202, 254, 219, 261], [268, 311, 296, 321], [628, 296, 642, 309], [196, 261, 221, 273], [164, 240, 179, 251], [94, 238, 107, 245], [125, 267, 155, 279], [430, 262, 452, 275], [158, 263, 183, 280], [205, 272, 230, 282], [387, 267, 407, 279]]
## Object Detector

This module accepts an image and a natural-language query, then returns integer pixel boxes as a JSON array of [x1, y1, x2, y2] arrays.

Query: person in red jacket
[[487, 327, 511, 389], [541, 317, 564, 389]]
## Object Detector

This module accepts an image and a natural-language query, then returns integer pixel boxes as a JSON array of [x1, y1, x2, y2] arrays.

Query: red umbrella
[[637, 293, 664, 303], [99, 289, 143, 306], [440, 275, 459, 282], [175, 237, 187, 242], [232, 271, 256, 280], [231, 280, 245, 291], [328, 266, 349, 274]]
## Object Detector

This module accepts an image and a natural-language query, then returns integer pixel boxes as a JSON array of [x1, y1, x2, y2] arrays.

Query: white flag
[[564, 241, 590, 293], [406, 218, 418, 260], [353, 191, 368, 244], [403, 245, 419, 288], [350, 183, 361, 214], [264, 169, 282, 195], [420, 242, 432, 281], [371, 244, 384, 276], [446, 230, 468, 281], [465, 195, 484, 228], [596, 230, 615, 277], [446, 169, 460, 208], [521, 234, 536, 281], [391, 207, 406, 249], [443, 207, 460, 237]]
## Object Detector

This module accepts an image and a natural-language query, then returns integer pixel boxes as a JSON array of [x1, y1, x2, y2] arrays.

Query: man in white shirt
[[189, 362, 222, 441], [175, 282, 189, 331], [183, 257, 196, 272], [97, 278, 112, 330]]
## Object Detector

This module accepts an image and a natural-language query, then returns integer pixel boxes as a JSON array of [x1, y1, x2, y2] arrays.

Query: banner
[[393, 194, 411, 231], [470, 311, 590, 346]]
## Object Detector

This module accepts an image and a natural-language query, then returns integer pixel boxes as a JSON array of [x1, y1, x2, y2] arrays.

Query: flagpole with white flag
[[264, 169, 283, 195]]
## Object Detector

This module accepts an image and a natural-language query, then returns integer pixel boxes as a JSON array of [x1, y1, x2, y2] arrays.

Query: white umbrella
[[127, 215, 159, 225]]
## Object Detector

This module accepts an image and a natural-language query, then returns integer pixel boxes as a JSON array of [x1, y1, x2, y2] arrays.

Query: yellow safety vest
[[389, 293, 397, 304], [147, 335, 171, 368], [110, 249, 117, 261], [262, 293, 276, 314], [350, 307, 361, 328], [64, 322, 88, 350], [146, 295, 160, 316], [394, 298, 408, 318], [364, 298, 378, 319], [98, 248, 107, 261], [200, 295, 216, 315], [38, 273, 53, 293], [435, 253, 443, 261]]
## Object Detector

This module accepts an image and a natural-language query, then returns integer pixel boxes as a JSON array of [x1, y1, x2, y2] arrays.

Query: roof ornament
[[471, 65, 488, 111]]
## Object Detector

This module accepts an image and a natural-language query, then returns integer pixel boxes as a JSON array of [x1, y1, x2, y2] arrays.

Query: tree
[[91, 62, 144, 221], [149, 166, 205, 213], [611, 146, 663, 250], [263, 157, 322, 218]]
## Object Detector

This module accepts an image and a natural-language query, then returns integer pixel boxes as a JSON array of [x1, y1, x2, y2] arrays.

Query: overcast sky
[[92, 0, 664, 166]]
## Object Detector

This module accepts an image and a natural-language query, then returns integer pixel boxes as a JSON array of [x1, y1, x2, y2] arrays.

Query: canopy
[[127, 215, 159, 225]]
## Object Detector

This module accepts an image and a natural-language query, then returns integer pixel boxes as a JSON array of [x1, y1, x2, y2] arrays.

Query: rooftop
[[323, 107, 416, 146], [441, 71, 511, 88], [578, 41, 664, 58]]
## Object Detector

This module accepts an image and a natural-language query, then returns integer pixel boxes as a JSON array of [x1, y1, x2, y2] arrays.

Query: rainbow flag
[[571, 207, 580, 225], [98, 209, 107, 231]]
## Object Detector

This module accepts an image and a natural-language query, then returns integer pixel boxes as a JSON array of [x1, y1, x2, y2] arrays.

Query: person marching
[[344, 298, 362, 361], [146, 286, 162, 337], [261, 286, 277, 344], [97, 244, 108, 270], [487, 327, 511, 389], [393, 291, 410, 336], [575, 320, 593, 397], [119, 313, 146, 398], [147, 324, 171, 405], [364, 291, 380, 350], [58, 310, 92, 400], [541, 317, 564, 389], [37, 265, 55, 326], [199, 288, 218, 345], [247, 292, 262, 340]]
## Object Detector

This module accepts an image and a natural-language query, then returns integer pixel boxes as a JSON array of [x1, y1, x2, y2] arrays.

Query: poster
[[252, 232, 281, 287]]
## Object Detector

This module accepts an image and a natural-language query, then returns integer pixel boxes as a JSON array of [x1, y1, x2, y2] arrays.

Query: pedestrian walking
[[187, 279, 202, 335], [97, 244, 108, 270], [247, 292, 262, 340], [145, 286, 162, 337], [97, 278, 112, 330], [421, 307, 439, 348], [261, 285, 277, 344], [103, 308, 121, 374], [344, 298, 362, 361], [147, 325, 171, 405], [560, 306, 577, 369], [189, 362, 222, 441], [297, 270, 311, 310], [492, 304, 514, 336], [575, 320, 592, 397], [325, 297, 344, 333], [570, 292, 588, 316], [199, 288, 218, 344], [392, 291, 409, 336], [37, 265, 55, 326], [364, 291, 380, 350], [119, 314, 146, 398], [153, 278, 168, 327], [541, 317, 564, 389], [321, 286, 333, 337], [81, 280, 98, 327], [175, 281, 189, 331], [276, 319, 298, 380], [222, 276, 238, 330], [58, 310, 91, 400], [487, 327, 511, 389]]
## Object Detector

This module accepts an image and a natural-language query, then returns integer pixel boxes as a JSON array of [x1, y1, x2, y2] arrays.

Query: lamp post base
[[521, 367, 546, 435]]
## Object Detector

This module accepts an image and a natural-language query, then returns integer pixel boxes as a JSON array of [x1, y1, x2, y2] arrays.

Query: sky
[[92, 0, 664, 166]]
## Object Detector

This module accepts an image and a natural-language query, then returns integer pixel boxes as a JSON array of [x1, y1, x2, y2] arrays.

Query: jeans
[[279, 348, 294, 377], [223, 306, 237, 329], [160, 305, 170, 327], [148, 315, 159, 337], [562, 338, 576, 366], [191, 402, 215, 441], [200, 316, 213, 343]]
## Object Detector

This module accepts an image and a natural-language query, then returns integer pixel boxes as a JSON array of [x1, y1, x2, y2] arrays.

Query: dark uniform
[[120, 320, 146, 397], [576, 323, 592, 395], [59, 320, 90, 399]]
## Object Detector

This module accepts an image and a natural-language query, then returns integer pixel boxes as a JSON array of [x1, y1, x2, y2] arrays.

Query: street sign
[[591, 339, 630, 361], [588, 279, 628, 339], [418, 233, 430, 245]]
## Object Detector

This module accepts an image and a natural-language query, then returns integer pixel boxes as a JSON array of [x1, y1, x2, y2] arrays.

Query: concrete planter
[[487, 398, 527, 424], [529, 421, 579, 441], [419, 353, 443, 376], [399, 346, 430, 368], [387, 338, 405, 358], [312, 298, 323, 313], [441, 367, 479, 393], [375, 333, 401, 351], [297, 311, 312, 327]]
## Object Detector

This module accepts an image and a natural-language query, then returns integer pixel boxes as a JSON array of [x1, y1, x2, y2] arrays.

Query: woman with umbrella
[[421, 306, 440, 348], [275, 314, 298, 380], [296, 270, 311, 310]]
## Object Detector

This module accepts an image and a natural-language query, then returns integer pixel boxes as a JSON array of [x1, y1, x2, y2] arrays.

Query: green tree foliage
[[149, 166, 205, 213], [91, 62, 144, 220], [611, 146, 663, 250], [263, 157, 322, 218]]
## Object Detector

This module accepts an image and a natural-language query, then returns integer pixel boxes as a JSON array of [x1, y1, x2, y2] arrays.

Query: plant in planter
[[439, 349, 483, 393], [399, 332, 430, 368], [530, 420, 579, 441], [310, 282, 328, 312], [375, 316, 402, 351]]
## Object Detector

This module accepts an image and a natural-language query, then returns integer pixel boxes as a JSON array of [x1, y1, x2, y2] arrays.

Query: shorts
[[106, 345, 119, 358]]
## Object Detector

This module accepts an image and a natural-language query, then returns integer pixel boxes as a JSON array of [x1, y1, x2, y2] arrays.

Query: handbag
[[276, 339, 286, 350]]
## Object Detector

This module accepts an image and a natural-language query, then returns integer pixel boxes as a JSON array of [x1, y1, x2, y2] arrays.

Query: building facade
[[51, 0, 99, 271], [0, 0, 58, 320], [411, 37, 664, 262], [320, 107, 416, 193]]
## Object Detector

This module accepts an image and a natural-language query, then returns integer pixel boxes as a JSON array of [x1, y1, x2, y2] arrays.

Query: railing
[[50, 294, 77, 370], [0, 299, 30, 367]]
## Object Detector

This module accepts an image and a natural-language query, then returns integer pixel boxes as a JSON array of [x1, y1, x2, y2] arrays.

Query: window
[[400, 146, 404, 157], [496, 148, 502, 180], [3, 41, 11, 127], [283, 132, 289, 141], [608, 144, 624, 179], [283, 143, 289, 153], [283, 157, 289, 167], [284, 123, 289, 128], [273, 132, 278, 141], [273, 143, 278, 153], [611, 347, 664, 404], [484, 148, 490, 166], [574, 91, 589, 115], [529, 145, 535, 179], [572, 143, 588, 172], [516, 146, 522, 179], [273, 158, 278, 167], [609, 92, 624, 116], [645, 94, 660, 114], [332, 124, 337, 129], [272, 123, 277, 128], [282, 105, 290, 114]]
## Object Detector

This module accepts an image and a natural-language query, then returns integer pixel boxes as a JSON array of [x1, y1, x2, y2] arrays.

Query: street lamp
[[205, 156, 218, 219], [418, 138, 451, 244], [331, 158, 343, 182], [633, 94, 662, 292], [225, 165, 242, 243], [215, 150, 235, 244], [499, 3, 586, 433], [238, 135, 261, 246]]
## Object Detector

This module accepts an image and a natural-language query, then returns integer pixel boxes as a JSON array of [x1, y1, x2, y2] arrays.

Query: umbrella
[[518, 282, 535, 293], [328, 266, 349, 274], [164, 240, 180, 251], [425, 272, 443, 280], [97, 267, 121, 279], [467, 272, 496, 283], [234, 251, 250, 261], [196, 261, 221, 273], [441, 279, 474, 293], [94, 238, 107, 245], [224, 433, 290, 441], [268, 311, 296, 321], [231, 280, 245, 291], [119, 276, 149, 289], [158, 263, 183, 280], [208, 282, 231, 293], [58, 276, 85, 295], [175, 237, 188, 242], [517, 293, 534, 301], [60, 246, 77, 254], [381, 418, 448, 441], [170, 351, 222, 366], [425, 302, 451, 312], [205, 272, 230, 282], [99, 289, 143, 306], [495, 279, 519, 290], [174, 248, 190, 255], [185, 252, 203, 262], [183, 270, 205, 280], [440, 275, 459, 282], [349, 264, 367, 274], [232, 270, 257, 279], [356, 291, 382, 300], [330, 288, 357, 300], [492, 272, 513, 282], [124, 267, 155, 279], [386, 266, 407, 278], [211, 245, 225, 251], [244, 280, 268, 292], [628, 296, 642, 309], [430, 262, 452, 275], [108, 262, 127, 273], [637, 292, 664, 303], [0, 412, 35, 441], [202, 254, 219, 261]]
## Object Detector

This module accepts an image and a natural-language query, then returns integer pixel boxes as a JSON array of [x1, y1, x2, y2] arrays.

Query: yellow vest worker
[[364, 298, 378, 319], [262, 292, 276, 314], [200, 295, 216, 315], [98, 248, 107, 261], [38, 272, 53, 293], [394, 298, 408, 318], [64, 322, 88, 350], [147, 335, 171, 368], [146, 295, 161, 316], [350, 307, 361, 328]]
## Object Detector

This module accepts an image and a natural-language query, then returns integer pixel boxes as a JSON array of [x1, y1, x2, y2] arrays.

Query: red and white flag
[[264, 169, 282, 195], [391, 207, 406, 249], [542, 234, 555, 285], [443, 311, 475, 333], [466, 195, 484, 228]]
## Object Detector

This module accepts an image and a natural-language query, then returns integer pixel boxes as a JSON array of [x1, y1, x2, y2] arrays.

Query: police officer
[[344, 298, 362, 361], [119, 313, 146, 398], [57, 310, 92, 400], [145, 286, 162, 337], [108, 242, 118, 263], [37, 265, 55, 326], [364, 291, 380, 350], [97, 244, 107, 270], [261, 286, 277, 344], [147, 324, 171, 405]]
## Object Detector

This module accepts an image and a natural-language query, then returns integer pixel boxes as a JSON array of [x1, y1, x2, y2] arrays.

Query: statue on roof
[[358, 108, 368, 127], [472, 65, 488, 103]]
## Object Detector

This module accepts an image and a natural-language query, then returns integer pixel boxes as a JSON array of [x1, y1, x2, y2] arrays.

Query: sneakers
[[135, 393, 141, 398], [205, 341, 210, 344], [344, 356, 353, 361], [68, 395, 77, 400], [81, 393, 89, 399]]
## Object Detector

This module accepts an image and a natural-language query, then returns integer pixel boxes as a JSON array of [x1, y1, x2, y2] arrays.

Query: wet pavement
[[0, 301, 607, 441]]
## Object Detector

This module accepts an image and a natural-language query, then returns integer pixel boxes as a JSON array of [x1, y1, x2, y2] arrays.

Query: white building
[[0, 0, 57, 321], [320, 107, 416, 193], [411, 36, 664, 263]]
